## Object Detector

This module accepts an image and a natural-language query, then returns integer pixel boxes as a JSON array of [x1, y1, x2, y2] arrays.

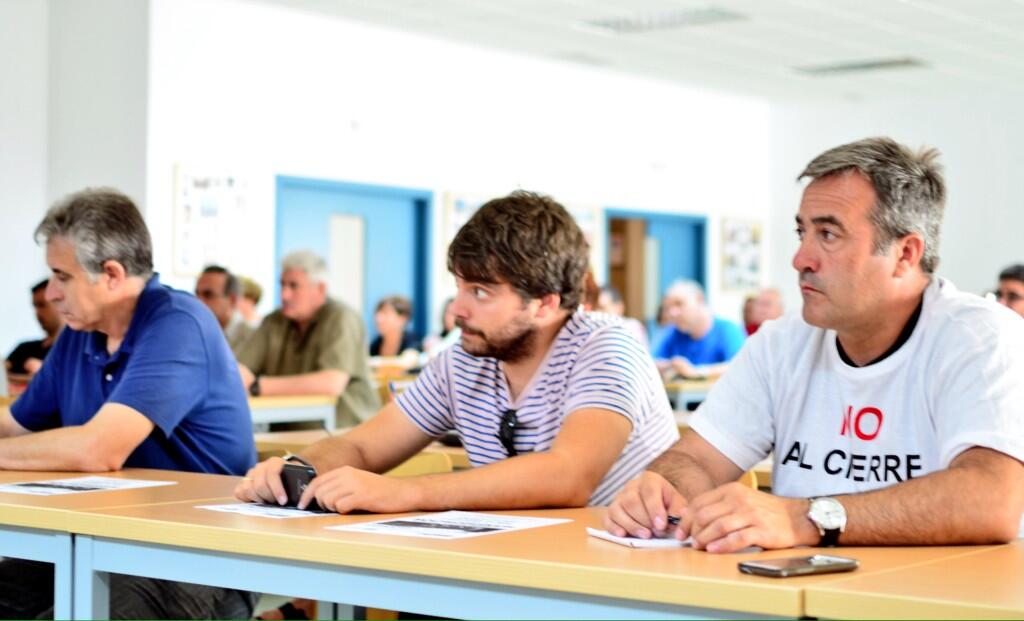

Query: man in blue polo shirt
[[653, 280, 745, 379], [0, 188, 257, 619]]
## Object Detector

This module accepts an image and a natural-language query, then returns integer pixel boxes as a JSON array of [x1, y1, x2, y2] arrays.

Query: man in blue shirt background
[[0, 188, 257, 619], [653, 280, 745, 380]]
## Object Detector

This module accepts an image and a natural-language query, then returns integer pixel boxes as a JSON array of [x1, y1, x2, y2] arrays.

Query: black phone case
[[280, 463, 325, 512]]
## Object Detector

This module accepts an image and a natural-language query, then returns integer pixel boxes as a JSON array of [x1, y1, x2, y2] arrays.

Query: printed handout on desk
[[586, 527, 693, 548], [327, 510, 571, 540], [196, 503, 327, 519], [0, 476, 176, 496]]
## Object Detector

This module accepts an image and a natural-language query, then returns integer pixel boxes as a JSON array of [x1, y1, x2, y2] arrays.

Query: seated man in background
[[606, 137, 1024, 552], [236, 190, 678, 515], [5, 278, 64, 384], [369, 295, 422, 357], [194, 264, 254, 353], [744, 287, 784, 334], [597, 285, 648, 348], [995, 263, 1024, 318], [236, 251, 379, 428], [0, 188, 257, 619], [652, 280, 745, 378]]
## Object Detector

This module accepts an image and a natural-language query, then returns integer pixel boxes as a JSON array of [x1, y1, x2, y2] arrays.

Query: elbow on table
[[74, 436, 131, 472]]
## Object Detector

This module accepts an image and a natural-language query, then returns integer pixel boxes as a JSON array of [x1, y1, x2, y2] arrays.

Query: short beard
[[459, 317, 537, 363]]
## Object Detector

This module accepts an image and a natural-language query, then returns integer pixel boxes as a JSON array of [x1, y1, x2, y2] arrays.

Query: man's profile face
[[792, 172, 898, 332], [32, 287, 63, 335], [280, 268, 325, 323], [44, 236, 108, 331], [663, 290, 701, 332], [996, 278, 1024, 318], [195, 272, 234, 328], [451, 277, 537, 363]]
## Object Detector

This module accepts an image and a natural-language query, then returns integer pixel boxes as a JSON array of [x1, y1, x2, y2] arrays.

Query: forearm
[[649, 449, 719, 500], [837, 451, 1024, 545], [301, 436, 374, 472], [0, 427, 119, 471], [695, 362, 729, 379], [261, 370, 349, 396], [407, 451, 596, 511]]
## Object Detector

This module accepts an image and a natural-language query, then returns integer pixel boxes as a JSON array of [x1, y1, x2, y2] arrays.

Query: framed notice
[[172, 167, 250, 277], [721, 218, 762, 291]]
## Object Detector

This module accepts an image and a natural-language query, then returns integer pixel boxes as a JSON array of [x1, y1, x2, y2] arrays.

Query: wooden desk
[[0, 469, 240, 619], [66, 502, 997, 620], [249, 395, 336, 431], [665, 378, 717, 411], [805, 541, 1024, 619]]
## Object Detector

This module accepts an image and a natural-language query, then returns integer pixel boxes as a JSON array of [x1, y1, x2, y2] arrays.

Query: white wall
[[768, 95, 1024, 312], [146, 0, 773, 330], [0, 0, 50, 355]]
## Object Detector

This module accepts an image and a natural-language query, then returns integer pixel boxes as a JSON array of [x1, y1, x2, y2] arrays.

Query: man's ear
[[534, 292, 563, 318], [101, 260, 128, 290], [893, 233, 925, 277]]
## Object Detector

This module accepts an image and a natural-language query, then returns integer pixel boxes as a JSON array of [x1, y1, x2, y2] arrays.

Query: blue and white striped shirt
[[396, 309, 679, 506]]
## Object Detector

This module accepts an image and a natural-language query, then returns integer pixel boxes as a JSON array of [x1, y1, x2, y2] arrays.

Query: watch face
[[810, 497, 846, 531]]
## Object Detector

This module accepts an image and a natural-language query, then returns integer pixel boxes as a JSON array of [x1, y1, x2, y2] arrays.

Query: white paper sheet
[[196, 503, 328, 519], [0, 476, 176, 496], [327, 510, 571, 540], [586, 527, 693, 548]]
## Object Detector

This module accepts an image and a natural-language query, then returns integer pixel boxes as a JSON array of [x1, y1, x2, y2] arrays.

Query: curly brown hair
[[447, 191, 589, 310]]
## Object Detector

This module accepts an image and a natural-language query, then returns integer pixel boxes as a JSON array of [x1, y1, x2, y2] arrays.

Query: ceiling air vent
[[796, 56, 927, 76], [576, 7, 746, 35]]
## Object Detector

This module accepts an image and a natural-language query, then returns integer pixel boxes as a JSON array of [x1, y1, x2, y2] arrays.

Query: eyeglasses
[[994, 290, 1024, 304], [497, 408, 520, 457]]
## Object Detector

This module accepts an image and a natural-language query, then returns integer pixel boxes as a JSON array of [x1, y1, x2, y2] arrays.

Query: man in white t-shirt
[[606, 137, 1024, 552]]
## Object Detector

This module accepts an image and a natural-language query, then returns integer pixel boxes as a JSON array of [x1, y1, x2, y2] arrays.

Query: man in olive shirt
[[237, 251, 379, 427]]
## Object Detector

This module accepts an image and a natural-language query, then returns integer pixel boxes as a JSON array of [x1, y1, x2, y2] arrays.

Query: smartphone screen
[[738, 554, 859, 577]]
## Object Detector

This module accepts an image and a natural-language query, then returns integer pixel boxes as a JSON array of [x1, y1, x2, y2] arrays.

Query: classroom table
[[665, 377, 717, 411], [249, 395, 337, 431], [804, 541, 1024, 619], [65, 500, 1000, 620], [0, 469, 240, 619]]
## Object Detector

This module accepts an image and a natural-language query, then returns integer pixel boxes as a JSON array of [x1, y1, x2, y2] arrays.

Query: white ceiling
[[258, 0, 1024, 102]]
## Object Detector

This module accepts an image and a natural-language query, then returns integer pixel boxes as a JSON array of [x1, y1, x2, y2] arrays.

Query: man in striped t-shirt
[[236, 191, 678, 513]]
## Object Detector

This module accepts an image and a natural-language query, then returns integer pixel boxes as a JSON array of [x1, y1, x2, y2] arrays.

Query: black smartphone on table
[[279, 462, 325, 512], [738, 554, 859, 578]]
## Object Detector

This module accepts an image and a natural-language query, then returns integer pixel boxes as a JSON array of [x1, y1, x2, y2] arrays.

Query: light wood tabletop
[[65, 502, 996, 618], [804, 540, 1024, 619], [0, 468, 240, 531], [248, 395, 337, 409]]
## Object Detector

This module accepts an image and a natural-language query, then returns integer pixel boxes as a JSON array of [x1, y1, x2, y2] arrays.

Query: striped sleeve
[[395, 351, 455, 437], [563, 326, 650, 428]]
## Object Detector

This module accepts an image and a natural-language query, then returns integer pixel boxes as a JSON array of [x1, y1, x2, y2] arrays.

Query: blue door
[[605, 209, 707, 328], [275, 176, 431, 340]]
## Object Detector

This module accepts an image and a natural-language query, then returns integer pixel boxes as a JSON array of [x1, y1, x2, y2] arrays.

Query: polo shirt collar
[[83, 274, 162, 365]]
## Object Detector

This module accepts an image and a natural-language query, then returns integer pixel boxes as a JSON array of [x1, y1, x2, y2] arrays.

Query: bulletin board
[[721, 218, 762, 290], [172, 166, 251, 277]]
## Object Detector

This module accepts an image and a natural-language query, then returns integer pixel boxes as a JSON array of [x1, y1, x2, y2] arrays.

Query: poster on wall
[[173, 166, 251, 277], [721, 218, 762, 291]]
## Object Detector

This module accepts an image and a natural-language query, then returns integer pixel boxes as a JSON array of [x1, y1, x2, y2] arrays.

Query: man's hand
[[234, 457, 289, 505], [604, 471, 689, 540], [671, 356, 701, 379], [685, 483, 817, 553], [238, 364, 255, 393], [299, 466, 418, 514], [23, 358, 43, 376]]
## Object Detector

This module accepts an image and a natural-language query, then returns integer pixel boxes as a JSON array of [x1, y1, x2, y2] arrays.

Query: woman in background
[[370, 295, 421, 357]]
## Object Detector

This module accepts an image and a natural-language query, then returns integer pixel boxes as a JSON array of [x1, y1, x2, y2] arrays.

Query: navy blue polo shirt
[[11, 275, 256, 475]]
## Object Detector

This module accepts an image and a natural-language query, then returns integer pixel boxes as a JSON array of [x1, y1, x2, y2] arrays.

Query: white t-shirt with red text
[[690, 278, 1024, 509]]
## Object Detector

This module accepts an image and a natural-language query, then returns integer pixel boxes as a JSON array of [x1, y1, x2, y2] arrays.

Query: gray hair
[[281, 250, 328, 285], [665, 279, 705, 304], [35, 188, 153, 279], [798, 137, 945, 274]]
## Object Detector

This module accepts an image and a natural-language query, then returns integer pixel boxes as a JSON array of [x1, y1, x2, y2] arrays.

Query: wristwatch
[[807, 497, 847, 547], [249, 374, 262, 397]]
